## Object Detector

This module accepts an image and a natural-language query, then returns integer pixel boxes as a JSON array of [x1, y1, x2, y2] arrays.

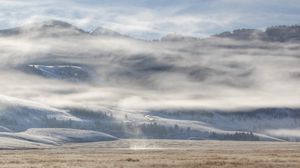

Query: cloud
[[0, 27, 300, 112], [0, 0, 300, 112]]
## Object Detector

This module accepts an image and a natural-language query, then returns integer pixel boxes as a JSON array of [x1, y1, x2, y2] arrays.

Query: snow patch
[[0, 128, 118, 149]]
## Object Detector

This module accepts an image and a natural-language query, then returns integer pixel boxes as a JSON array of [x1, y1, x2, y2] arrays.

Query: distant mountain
[[161, 33, 199, 42], [0, 20, 129, 38], [0, 20, 87, 37], [215, 25, 300, 42], [160, 25, 300, 43], [215, 29, 266, 41], [91, 27, 126, 37], [1, 20, 300, 43]]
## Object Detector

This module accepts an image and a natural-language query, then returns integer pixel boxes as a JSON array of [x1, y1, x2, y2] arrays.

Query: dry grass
[[0, 140, 300, 168]]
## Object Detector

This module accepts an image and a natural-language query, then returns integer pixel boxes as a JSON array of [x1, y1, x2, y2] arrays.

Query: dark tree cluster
[[209, 131, 260, 141]]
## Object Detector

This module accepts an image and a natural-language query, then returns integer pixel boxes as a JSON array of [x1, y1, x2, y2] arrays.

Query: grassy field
[[0, 140, 300, 168]]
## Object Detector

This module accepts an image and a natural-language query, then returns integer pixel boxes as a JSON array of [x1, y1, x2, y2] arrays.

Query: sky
[[0, 0, 300, 39]]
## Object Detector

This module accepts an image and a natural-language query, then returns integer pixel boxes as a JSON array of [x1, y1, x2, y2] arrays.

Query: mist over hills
[[0, 20, 300, 147], [2, 20, 300, 42], [215, 25, 300, 42], [0, 20, 131, 39]]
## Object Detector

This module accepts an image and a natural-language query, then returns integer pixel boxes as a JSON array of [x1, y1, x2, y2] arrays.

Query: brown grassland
[[0, 140, 300, 168]]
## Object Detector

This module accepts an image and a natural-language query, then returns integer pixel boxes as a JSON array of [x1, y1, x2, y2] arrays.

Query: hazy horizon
[[1, 0, 300, 39]]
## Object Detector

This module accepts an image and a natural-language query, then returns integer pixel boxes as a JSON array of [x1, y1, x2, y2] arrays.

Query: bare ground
[[0, 140, 300, 168]]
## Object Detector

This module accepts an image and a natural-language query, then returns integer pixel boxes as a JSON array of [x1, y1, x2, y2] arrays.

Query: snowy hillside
[[0, 20, 300, 147], [0, 128, 118, 149]]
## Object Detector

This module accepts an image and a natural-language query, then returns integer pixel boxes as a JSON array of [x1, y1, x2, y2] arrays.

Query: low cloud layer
[[0, 23, 300, 112]]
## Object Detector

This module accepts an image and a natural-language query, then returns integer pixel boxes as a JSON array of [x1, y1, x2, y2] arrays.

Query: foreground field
[[0, 140, 300, 168]]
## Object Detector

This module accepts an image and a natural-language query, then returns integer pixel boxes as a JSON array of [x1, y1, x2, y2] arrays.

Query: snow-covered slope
[[0, 128, 118, 149], [23, 64, 92, 82], [0, 93, 296, 143], [23, 128, 118, 142], [0, 95, 83, 131], [0, 20, 300, 147]]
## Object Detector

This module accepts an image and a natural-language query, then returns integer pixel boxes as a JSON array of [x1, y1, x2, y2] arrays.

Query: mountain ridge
[[214, 25, 300, 42], [1, 20, 300, 43], [0, 20, 128, 38]]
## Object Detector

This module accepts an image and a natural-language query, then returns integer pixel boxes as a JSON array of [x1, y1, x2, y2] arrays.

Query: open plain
[[0, 140, 300, 168]]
